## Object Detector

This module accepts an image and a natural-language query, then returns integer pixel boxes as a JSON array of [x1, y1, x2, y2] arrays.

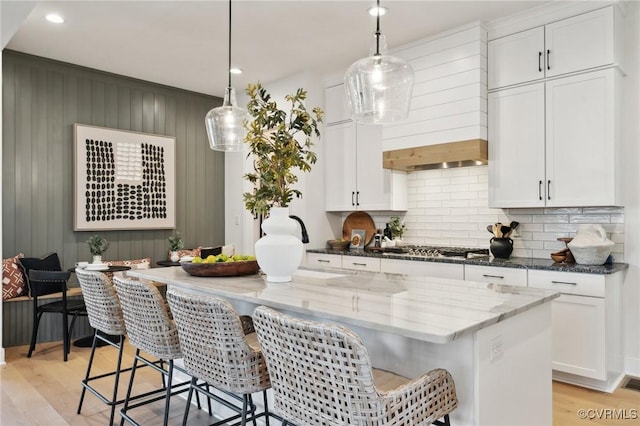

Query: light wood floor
[[2, 340, 640, 425]]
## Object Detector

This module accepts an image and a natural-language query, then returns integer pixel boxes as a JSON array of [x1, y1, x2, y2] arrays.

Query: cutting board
[[342, 211, 376, 247]]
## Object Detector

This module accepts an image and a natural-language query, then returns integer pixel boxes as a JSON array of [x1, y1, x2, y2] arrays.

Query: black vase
[[490, 237, 513, 259]]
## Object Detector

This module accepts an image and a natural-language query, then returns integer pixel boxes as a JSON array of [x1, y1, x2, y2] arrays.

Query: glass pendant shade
[[205, 87, 247, 152], [345, 28, 414, 124]]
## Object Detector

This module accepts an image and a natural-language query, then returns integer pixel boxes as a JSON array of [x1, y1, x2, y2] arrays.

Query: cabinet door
[[324, 123, 357, 211], [545, 7, 615, 78], [551, 294, 606, 380], [355, 124, 401, 211], [545, 69, 618, 206], [488, 83, 546, 207], [324, 84, 352, 124], [488, 27, 544, 90]]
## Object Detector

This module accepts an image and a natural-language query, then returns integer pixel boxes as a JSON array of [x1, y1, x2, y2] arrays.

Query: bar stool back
[[75, 268, 127, 425], [253, 306, 458, 426], [166, 290, 272, 425], [113, 276, 192, 426]]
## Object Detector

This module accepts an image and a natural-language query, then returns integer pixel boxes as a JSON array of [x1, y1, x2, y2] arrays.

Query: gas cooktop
[[381, 245, 489, 259]]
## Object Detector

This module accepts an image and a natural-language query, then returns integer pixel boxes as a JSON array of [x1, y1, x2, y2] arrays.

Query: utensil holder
[[490, 237, 513, 259]]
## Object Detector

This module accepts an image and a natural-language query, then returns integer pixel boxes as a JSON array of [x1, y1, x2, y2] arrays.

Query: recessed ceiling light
[[46, 13, 64, 24], [230, 68, 243, 75], [368, 6, 388, 17]]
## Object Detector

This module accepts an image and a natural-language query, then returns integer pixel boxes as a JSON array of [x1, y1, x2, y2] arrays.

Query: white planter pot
[[92, 255, 103, 264], [255, 207, 303, 283], [170, 251, 180, 262]]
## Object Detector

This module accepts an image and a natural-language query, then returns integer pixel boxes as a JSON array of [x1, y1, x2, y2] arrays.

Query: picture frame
[[350, 229, 366, 250], [73, 123, 176, 231]]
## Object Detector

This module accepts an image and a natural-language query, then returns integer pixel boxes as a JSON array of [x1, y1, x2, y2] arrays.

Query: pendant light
[[205, 0, 247, 152], [344, 0, 414, 124]]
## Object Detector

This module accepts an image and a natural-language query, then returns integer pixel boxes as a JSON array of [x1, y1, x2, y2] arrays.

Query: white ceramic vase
[[255, 207, 303, 283], [170, 251, 180, 262], [92, 255, 103, 264]]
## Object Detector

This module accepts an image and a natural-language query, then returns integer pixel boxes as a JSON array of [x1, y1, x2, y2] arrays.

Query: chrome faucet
[[289, 215, 310, 244]]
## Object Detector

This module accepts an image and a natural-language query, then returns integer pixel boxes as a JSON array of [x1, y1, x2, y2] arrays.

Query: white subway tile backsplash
[[532, 215, 569, 223], [400, 165, 625, 259], [569, 214, 611, 223]]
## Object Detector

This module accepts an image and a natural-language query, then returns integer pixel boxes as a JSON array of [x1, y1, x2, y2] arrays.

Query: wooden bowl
[[327, 239, 350, 251], [180, 260, 259, 277], [550, 253, 566, 263]]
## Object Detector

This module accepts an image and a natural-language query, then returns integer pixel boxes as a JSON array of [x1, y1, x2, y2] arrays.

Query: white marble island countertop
[[128, 266, 560, 344]]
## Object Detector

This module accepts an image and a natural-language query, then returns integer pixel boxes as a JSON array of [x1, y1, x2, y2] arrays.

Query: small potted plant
[[168, 232, 184, 262], [87, 235, 109, 264], [389, 216, 406, 242]]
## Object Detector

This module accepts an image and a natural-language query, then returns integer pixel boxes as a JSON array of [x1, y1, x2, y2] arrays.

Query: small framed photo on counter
[[350, 229, 366, 250]]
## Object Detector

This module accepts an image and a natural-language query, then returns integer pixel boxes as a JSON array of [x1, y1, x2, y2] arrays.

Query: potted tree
[[87, 235, 109, 264], [243, 82, 323, 282], [168, 232, 184, 262]]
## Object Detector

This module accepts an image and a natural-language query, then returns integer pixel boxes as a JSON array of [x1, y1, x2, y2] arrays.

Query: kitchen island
[[128, 266, 560, 426]]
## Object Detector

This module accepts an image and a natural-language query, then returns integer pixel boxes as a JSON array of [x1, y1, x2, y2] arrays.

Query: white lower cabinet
[[380, 259, 464, 280], [464, 265, 527, 287], [528, 269, 623, 392]]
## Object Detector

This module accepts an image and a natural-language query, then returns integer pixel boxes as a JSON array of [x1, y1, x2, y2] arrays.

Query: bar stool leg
[[182, 377, 197, 426], [262, 390, 270, 426], [162, 360, 174, 426], [120, 349, 140, 426], [107, 336, 126, 426], [77, 329, 99, 415]]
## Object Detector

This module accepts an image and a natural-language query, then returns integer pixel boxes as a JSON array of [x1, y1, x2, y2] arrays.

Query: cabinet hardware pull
[[546, 49, 551, 70], [351, 191, 355, 206], [538, 180, 543, 200], [317, 259, 330, 263], [547, 180, 551, 200], [538, 51, 542, 72], [551, 280, 577, 285], [352, 262, 367, 266], [356, 191, 360, 206], [483, 274, 504, 279]]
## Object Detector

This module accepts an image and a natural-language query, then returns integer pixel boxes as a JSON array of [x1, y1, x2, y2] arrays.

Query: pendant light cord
[[227, 0, 232, 90], [375, 0, 381, 55]]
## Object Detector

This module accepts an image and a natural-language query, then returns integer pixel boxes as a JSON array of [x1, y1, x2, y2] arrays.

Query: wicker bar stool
[[253, 306, 458, 426], [113, 275, 194, 426], [166, 290, 272, 426], [75, 268, 129, 425]]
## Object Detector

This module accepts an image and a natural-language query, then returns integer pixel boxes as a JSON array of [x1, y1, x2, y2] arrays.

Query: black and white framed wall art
[[74, 124, 176, 231]]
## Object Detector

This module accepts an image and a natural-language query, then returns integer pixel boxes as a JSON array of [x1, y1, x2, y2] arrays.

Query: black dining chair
[[19, 253, 87, 361]]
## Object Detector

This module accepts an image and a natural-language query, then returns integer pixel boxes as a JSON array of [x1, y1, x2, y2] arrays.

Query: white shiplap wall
[[382, 24, 487, 151], [365, 166, 624, 261]]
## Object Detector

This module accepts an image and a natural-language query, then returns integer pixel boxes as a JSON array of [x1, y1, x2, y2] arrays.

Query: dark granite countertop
[[306, 248, 628, 275]]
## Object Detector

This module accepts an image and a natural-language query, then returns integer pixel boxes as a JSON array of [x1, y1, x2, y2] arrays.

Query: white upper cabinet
[[324, 84, 407, 212], [545, 69, 620, 207], [489, 68, 621, 208], [488, 83, 546, 207], [324, 84, 351, 124], [324, 122, 407, 211], [488, 6, 621, 90], [488, 27, 544, 90]]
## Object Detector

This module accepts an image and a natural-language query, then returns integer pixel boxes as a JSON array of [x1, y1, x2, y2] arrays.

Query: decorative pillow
[[105, 258, 151, 270], [167, 248, 200, 260], [2, 253, 25, 300]]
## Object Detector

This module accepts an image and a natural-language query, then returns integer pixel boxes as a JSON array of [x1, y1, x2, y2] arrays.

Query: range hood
[[383, 139, 488, 171]]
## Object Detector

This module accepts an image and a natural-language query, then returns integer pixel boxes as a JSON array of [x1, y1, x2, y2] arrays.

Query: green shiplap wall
[[2, 50, 225, 270]]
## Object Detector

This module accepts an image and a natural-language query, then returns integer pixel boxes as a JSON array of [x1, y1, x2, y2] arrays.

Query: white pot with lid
[[567, 224, 614, 265]]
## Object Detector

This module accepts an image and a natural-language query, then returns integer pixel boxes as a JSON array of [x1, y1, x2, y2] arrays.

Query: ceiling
[[3, 0, 552, 98]]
